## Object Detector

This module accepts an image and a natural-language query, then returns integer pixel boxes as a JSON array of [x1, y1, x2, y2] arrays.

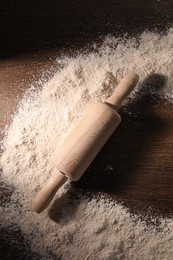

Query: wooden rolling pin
[[32, 71, 139, 213]]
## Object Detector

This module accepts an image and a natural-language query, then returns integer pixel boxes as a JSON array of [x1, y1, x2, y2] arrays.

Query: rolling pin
[[32, 71, 139, 213]]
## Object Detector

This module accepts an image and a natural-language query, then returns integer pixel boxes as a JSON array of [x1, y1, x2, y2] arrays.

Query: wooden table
[[0, 1, 173, 259]]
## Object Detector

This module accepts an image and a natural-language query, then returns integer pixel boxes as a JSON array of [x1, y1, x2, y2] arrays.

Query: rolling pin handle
[[31, 170, 67, 213], [106, 71, 139, 109]]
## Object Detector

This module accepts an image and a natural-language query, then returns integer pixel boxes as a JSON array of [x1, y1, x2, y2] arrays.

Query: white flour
[[1, 29, 173, 259]]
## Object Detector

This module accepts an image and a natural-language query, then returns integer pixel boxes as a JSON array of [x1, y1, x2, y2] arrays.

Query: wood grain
[[0, 0, 173, 57], [76, 96, 173, 217], [0, 0, 173, 258], [0, 52, 57, 138]]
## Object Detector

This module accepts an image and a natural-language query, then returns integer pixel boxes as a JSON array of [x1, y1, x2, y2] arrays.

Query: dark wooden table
[[0, 1, 173, 259]]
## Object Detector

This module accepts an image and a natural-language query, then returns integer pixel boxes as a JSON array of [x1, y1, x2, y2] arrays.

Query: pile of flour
[[1, 29, 173, 259]]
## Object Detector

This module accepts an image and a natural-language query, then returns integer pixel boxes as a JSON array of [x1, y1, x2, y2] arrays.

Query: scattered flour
[[1, 29, 173, 259]]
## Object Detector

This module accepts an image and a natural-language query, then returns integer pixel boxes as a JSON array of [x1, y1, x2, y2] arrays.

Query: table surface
[[0, 1, 173, 259]]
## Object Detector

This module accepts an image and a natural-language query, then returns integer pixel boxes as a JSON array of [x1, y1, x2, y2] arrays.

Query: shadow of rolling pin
[[32, 71, 139, 213]]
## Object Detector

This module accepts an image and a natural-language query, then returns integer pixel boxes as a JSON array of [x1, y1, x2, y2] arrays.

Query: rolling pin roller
[[32, 71, 139, 213]]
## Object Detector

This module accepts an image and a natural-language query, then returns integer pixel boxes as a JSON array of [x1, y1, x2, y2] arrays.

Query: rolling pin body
[[50, 101, 121, 181]]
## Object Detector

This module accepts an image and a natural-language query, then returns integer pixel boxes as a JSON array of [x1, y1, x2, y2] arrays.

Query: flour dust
[[1, 29, 173, 259]]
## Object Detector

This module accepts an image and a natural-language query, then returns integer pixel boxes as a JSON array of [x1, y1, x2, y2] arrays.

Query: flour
[[1, 29, 173, 259]]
